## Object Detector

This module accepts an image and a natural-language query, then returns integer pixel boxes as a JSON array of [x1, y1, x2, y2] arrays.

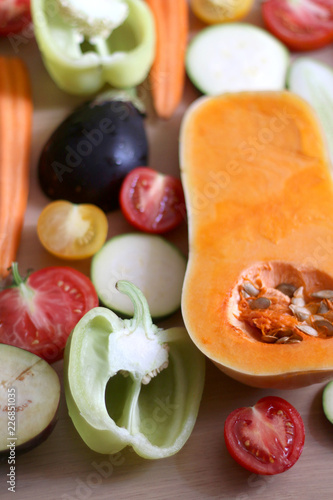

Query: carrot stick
[[146, 0, 189, 119], [0, 57, 32, 278]]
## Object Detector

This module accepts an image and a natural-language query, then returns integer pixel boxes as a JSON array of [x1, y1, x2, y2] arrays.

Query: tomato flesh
[[119, 167, 186, 234], [262, 0, 333, 51], [0, 0, 31, 36], [0, 266, 98, 363], [224, 396, 305, 475]]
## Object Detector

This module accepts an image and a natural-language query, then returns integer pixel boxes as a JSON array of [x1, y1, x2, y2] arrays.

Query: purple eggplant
[[38, 91, 148, 212]]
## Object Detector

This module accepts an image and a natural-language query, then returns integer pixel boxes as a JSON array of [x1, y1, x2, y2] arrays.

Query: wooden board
[[1, 2, 333, 499]]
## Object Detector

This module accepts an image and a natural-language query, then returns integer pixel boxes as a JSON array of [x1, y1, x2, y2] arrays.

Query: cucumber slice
[[91, 233, 187, 319], [287, 57, 333, 167], [186, 23, 289, 96], [323, 380, 333, 424]]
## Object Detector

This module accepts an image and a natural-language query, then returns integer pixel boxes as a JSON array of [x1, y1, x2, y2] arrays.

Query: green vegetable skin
[[31, 0, 155, 95], [64, 280, 205, 459]]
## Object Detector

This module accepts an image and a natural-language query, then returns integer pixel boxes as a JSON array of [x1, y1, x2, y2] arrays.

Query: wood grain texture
[[1, 2, 333, 499]]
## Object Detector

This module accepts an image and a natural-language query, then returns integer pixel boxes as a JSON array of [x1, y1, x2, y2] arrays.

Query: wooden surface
[[1, 2, 333, 499]]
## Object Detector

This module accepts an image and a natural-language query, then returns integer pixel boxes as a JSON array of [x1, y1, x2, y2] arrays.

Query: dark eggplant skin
[[38, 92, 149, 212], [0, 413, 59, 460]]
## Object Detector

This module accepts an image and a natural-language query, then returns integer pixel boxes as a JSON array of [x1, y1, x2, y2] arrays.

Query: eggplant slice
[[0, 344, 61, 457]]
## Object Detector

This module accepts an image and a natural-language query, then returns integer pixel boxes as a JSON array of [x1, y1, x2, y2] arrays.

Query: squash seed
[[291, 297, 306, 307], [249, 297, 271, 310], [296, 324, 319, 337], [293, 286, 304, 298], [289, 304, 310, 321], [276, 330, 293, 339], [318, 301, 329, 314], [276, 336, 292, 344], [312, 290, 333, 299], [262, 335, 277, 343], [313, 319, 333, 336], [275, 283, 297, 298], [243, 281, 260, 297], [289, 332, 303, 342], [313, 315, 326, 322], [287, 338, 302, 344]]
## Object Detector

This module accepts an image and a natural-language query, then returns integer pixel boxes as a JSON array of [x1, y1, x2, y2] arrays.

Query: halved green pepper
[[31, 0, 155, 95], [64, 280, 205, 459]]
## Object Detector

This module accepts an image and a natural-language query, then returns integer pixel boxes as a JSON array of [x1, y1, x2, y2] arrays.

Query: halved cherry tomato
[[0, 0, 31, 36], [190, 0, 254, 24], [224, 396, 305, 475], [0, 263, 98, 363], [262, 0, 333, 51], [119, 167, 186, 234], [37, 201, 108, 260]]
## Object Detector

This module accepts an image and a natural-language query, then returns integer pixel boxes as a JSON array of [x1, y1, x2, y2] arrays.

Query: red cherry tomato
[[0, 264, 98, 363], [119, 167, 186, 234], [262, 0, 333, 51], [224, 396, 305, 475], [0, 0, 31, 36]]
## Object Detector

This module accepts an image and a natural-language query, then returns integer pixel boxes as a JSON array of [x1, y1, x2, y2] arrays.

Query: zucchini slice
[[186, 23, 289, 95], [323, 380, 333, 424], [91, 233, 187, 319], [288, 57, 333, 167]]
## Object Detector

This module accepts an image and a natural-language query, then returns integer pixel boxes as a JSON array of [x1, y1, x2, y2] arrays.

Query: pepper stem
[[116, 280, 154, 335]]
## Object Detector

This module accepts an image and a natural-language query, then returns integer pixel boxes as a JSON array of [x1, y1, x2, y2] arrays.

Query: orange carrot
[[0, 57, 32, 278], [146, 0, 189, 119]]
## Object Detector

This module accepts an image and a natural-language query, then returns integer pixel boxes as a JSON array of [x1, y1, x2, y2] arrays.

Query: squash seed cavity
[[238, 273, 333, 344]]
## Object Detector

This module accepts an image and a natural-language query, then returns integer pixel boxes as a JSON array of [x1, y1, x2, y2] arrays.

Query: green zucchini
[[323, 380, 333, 424], [288, 57, 333, 167], [91, 233, 187, 319], [186, 23, 289, 96]]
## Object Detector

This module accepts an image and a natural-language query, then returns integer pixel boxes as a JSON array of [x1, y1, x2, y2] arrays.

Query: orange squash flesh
[[180, 91, 333, 389]]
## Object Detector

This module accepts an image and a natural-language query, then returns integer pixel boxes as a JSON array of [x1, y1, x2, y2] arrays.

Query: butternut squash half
[[180, 91, 333, 389]]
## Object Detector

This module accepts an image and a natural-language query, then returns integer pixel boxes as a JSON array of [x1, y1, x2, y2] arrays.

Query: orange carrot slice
[[0, 57, 32, 278], [146, 0, 189, 119]]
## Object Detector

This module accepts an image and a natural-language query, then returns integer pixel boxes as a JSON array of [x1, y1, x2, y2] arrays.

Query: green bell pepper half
[[64, 280, 205, 459], [31, 0, 155, 95]]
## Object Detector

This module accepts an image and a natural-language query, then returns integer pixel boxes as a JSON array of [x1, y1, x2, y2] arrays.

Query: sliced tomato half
[[0, 264, 98, 363], [119, 167, 186, 234], [0, 0, 31, 36], [37, 200, 109, 260], [224, 396, 305, 475], [262, 0, 333, 51]]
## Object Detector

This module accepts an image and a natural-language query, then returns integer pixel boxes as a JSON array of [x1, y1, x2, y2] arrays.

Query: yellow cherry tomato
[[37, 201, 108, 260], [190, 0, 254, 24]]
